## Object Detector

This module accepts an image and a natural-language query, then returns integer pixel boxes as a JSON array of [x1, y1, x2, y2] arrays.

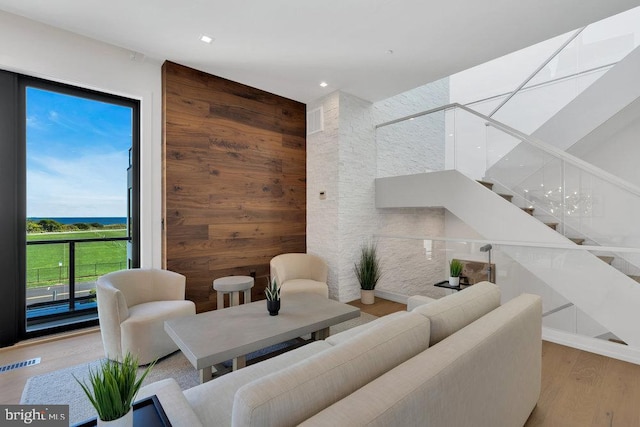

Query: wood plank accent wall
[[162, 62, 307, 312]]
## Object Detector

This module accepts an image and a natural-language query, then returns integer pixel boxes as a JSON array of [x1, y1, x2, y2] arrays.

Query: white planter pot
[[449, 277, 460, 287], [98, 408, 133, 427], [361, 289, 375, 305]]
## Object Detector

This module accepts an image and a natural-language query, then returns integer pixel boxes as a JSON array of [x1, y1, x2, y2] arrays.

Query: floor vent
[[0, 357, 41, 373]]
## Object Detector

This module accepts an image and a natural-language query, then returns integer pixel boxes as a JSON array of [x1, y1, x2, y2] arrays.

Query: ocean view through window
[[24, 82, 139, 335]]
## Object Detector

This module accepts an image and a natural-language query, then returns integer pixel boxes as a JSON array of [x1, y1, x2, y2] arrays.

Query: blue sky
[[26, 87, 132, 217]]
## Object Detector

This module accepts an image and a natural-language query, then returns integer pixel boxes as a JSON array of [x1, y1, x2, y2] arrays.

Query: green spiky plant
[[449, 259, 463, 277], [265, 277, 280, 301], [354, 242, 382, 291], [74, 353, 154, 421]]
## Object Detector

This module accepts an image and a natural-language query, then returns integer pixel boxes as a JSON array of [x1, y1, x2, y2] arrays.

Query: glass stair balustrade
[[374, 234, 640, 350], [376, 105, 640, 348]]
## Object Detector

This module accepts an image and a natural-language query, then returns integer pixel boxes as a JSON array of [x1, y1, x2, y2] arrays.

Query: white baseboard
[[374, 289, 408, 305], [543, 327, 640, 365]]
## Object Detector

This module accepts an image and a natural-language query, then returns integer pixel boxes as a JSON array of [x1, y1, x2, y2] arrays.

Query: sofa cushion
[[231, 311, 430, 427], [407, 295, 436, 312], [325, 311, 406, 345], [412, 281, 500, 345], [281, 279, 328, 298], [183, 341, 331, 427], [300, 294, 542, 427]]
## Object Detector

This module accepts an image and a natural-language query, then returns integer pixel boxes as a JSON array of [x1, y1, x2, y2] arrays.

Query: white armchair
[[270, 253, 329, 298], [97, 268, 196, 365]]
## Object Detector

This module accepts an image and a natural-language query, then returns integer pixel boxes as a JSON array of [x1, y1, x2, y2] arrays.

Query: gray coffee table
[[164, 293, 360, 383]]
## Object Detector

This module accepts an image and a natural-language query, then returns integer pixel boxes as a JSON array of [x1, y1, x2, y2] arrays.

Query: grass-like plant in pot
[[355, 242, 382, 305], [74, 352, 154, 425], [266, 277, 281, 315], [449, 259, 464, 287]]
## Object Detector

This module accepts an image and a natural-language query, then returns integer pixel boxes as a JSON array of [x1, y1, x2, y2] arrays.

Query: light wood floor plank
[[526, 339, 579, 426], [0, 329, 104, 404], [347, 297, 405, 317], [525, 341, 640, 427], [590, 356, 640, 427]]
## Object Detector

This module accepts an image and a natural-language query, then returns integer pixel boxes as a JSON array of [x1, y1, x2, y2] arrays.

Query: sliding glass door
[[0, 74, 141, 344], [22, 81, 140, 334]]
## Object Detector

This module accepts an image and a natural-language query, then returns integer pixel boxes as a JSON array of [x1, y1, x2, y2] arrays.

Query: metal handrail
[[26, 236, 130, 318], [27, 236, 130, 245], [375, 102, 640, 198], [488, 27, 586, 117], [465, 61, 617, 109], [373, 234, 640, 254]]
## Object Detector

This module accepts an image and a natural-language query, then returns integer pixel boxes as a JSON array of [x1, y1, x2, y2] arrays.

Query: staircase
[[477, 178, 640, 287], [376, 169, 640, 347], [373, 9, 640, 355]]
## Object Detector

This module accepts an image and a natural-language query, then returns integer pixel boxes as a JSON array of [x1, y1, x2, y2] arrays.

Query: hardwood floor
[[525, 340, 640, 427], [2, 298, 640, 427], [347, 296, 406, 317], [0, 299, 395, 405], [0, 327, 104, 404]]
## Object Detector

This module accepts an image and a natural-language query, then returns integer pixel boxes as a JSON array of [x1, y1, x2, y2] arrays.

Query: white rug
[[21, 312, 377, 425]]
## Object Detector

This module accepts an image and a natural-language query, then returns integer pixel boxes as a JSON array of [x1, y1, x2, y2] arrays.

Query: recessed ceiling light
[[320, 82, 328, 87], [386, 50, 394, 55], [200, 35, 213, 44]]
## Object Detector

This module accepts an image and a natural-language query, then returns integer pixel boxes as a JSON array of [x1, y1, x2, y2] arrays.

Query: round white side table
[[213, 275, 254, 309]]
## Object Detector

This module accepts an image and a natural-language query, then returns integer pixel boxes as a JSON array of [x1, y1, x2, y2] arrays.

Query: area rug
[[21, 312, 377, 425]]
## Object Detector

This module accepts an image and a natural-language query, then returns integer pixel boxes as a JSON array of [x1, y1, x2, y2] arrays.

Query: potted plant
[[75, 353, 154, 426], [449, 259, 463, 287], [266, 277, 281, 316], [354, 242, 382, 305]]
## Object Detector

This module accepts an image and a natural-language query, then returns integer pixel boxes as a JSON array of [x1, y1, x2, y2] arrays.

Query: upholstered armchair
[[97, 268, 196, 365], [270, 253, 329, 298]]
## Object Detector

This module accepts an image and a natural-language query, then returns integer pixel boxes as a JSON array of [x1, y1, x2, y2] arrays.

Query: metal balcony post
[[69, 241, 75, 311]]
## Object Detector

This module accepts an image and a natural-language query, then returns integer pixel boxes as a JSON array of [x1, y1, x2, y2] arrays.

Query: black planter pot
[[267, 299, 281, 316]]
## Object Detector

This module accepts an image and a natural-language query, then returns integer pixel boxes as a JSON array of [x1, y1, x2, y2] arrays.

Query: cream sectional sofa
[[138, 282, 542, 427]]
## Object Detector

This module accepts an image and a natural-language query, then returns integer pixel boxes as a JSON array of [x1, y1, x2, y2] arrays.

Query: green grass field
[[27, 229, 127, 288]]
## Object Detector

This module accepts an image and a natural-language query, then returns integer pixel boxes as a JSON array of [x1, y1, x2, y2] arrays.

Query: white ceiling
[[1, 0, 639, 104]]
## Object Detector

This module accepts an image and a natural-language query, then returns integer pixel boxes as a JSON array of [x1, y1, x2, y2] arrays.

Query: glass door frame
[[18, 76, 140, 339]]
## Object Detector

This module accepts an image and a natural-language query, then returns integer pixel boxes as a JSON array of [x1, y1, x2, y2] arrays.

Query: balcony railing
[[26, 236, 129, 327]]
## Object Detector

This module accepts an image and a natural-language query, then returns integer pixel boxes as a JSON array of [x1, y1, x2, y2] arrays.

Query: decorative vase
[[449, 276, 460, 287], [267, 299, 280, 316], [361, 289, 375, 305], [97, 407, 133, 427]]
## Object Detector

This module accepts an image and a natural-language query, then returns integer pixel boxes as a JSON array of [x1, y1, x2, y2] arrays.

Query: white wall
[[307, 80, 449, 302], [0, 11, 162, 268], [335, 92, 377, 302], [307, 92, 340, 299], [372, 80, 449, 300]]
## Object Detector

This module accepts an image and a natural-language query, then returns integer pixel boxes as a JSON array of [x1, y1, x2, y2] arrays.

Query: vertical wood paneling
[[162, 62, 306, 312]]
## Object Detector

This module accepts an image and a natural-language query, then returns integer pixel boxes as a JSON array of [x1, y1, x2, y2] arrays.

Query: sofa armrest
[[138, 379, 203, 427], [412, 281, 501, 345], [96, 282, 129, 360]]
